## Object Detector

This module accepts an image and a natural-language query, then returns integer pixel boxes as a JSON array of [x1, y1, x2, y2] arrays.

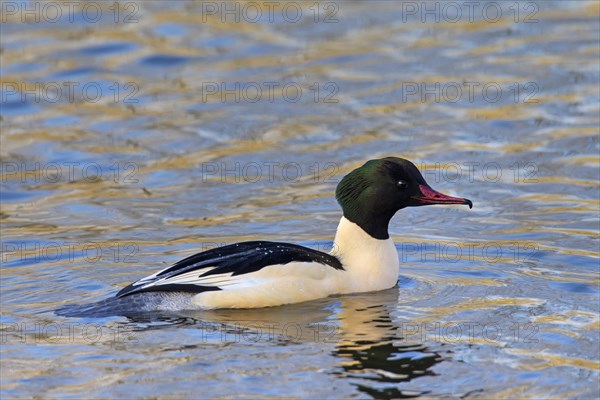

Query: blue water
[[1, 1, 599, 398]]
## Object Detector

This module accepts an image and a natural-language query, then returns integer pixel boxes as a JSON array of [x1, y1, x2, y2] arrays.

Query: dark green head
[[335, 157, 472, 239]]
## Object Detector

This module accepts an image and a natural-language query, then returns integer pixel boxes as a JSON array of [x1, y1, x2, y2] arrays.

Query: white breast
[[330, 216, 400, 293]]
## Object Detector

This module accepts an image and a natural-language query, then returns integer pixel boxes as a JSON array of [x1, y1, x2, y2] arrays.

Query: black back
[[116, 241, 343, 298]]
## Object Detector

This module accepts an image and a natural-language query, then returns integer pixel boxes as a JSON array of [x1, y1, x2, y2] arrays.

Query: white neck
[[330, 216, 400, 293]]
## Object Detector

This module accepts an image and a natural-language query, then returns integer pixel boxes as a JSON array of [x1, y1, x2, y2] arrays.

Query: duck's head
[[336, 157, 472, 239]]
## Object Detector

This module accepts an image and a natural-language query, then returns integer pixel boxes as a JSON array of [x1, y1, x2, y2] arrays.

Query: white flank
[[190, 217, 400, 309]]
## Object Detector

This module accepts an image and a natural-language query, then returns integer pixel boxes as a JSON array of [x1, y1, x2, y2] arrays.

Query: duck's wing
[[115, 241, 343, 298]]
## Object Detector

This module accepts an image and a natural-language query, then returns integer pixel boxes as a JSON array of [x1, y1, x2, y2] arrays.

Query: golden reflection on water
[[1, 0, 599, 398]]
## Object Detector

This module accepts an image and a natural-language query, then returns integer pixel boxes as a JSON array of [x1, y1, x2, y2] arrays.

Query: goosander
[[60, 157, 472, 315]]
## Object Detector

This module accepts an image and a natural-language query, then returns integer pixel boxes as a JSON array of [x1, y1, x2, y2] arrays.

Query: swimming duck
[[111, 157, 472, 310]]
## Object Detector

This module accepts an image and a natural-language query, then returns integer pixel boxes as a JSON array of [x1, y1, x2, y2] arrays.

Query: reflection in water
[[108, 289, 444, 398], [332, 294, 442, 398], [2, 0, 599, 397], [337, 341, 440, 399], [334, 310, 441, 398]]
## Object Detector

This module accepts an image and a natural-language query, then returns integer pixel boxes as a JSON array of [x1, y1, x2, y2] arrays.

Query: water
[[1, 1, 599, 398]]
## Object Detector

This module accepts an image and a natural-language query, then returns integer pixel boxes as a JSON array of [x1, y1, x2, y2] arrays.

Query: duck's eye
[[397, 180, 408, 189]]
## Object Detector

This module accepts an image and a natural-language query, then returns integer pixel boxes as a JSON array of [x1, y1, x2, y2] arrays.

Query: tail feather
[[55, 292, 195, 318]]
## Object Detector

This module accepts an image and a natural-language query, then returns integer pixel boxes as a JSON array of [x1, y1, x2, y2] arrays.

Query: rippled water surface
[[1, 1, 599, 398]]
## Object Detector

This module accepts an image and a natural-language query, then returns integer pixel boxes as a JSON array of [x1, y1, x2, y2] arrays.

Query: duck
[[105, 157, 472, 311], [58, 157, 473, 316]]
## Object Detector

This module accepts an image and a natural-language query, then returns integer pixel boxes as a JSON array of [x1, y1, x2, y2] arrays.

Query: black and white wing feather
[[116, 241, 343, 298]]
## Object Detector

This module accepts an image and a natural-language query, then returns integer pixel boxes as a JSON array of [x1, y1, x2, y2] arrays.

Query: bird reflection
[[110, 286, 443, 397], [330, 288, 442, 398]]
